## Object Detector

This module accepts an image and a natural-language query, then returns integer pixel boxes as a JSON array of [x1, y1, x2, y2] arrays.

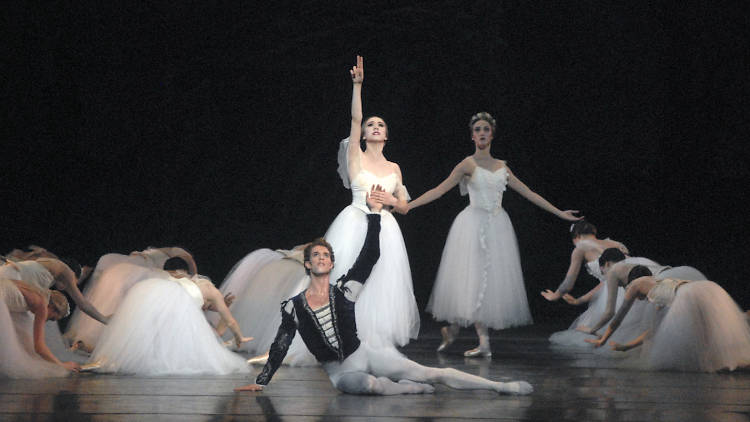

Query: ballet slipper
[[437, 326, 456, 352], [463, 345, 492, 357]]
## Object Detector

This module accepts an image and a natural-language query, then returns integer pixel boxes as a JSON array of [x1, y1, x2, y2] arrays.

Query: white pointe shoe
[[247, 353, 269, 365], [437, 326, 456, 352], [463, 345, 491, 357]]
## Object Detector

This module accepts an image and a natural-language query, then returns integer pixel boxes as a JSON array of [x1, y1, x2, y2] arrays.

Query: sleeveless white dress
[[0, 260, 87, 363], [624, 279, 750, 372], [426, 167, 532, 329], [65, 250, 168, 347], [90, 275, 249, 375], [326, 139, 420, 348], [0, 279, 69, 378]]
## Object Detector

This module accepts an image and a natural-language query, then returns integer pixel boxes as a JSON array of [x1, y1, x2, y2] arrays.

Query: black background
[[4, 1, 748, 323]]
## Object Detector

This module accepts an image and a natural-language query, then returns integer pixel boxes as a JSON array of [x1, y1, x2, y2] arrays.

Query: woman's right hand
[[541, 289, 561, 301], [562, 293, 580, 306], [62, 361, 81, 372], [350, 55, 363, 84]]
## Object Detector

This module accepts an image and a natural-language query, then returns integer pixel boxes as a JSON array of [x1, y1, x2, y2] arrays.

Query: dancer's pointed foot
[[463, 346, 492, 357], [247, 352, 269, 365], [498, 381, 533, 395], [437, 326, 456, 352], [398, 379, 436, 394]]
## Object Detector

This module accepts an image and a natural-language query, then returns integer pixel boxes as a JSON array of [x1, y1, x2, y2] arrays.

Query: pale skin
[[34, 258, 110, 325], [584, 276, 658, 350], [168, 271, 252, 348], [575, 260, 639, 335], [235, 189, 384, 392], [10, 280, 80, 372], [405, 119, 582, 221], [541, 235, 628, 302], [347, 55, 408, 212]]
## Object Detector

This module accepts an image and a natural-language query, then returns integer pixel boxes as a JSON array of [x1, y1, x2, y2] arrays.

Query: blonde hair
[[469, 112, 497, 134], [48, 290, 70, 318]]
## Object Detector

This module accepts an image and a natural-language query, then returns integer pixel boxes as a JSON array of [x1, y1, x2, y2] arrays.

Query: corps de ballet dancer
[[404, 112, 581, 357], [65, 246, 198, 351], [0, 278, 76, 378], [587, 265, 750, 372], [234, 202, 533, 395], [88, 257, 252, 375], [575, 248, 707, 341]]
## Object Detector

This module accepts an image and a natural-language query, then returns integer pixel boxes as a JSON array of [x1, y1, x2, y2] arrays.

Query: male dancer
[[235, 195, 532, 395]]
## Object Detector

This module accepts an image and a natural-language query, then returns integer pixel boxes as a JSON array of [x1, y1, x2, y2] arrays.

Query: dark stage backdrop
[[4, 1, 749, 323]]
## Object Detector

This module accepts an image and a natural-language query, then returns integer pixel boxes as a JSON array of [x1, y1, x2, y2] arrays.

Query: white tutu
[[0, 299, 69, 379], [65, 259, 164, 347], [427, 207, 532, 329], [90, 278, 249, 375], [211, 249, 314, 365], [325, 205, 420, 347], [628, 281, 750, 372]]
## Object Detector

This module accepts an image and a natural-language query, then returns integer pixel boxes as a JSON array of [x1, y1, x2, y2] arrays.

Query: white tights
[[325, 343, 531, 395]]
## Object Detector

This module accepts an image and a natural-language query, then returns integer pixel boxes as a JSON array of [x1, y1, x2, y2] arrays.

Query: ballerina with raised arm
[[323, 55, 419, 348], [406, 112, 581, 357], [586, 265, 750, 372]]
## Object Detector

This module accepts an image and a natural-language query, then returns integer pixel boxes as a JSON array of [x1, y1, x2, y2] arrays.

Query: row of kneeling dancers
[[2, 56, 748, 395]]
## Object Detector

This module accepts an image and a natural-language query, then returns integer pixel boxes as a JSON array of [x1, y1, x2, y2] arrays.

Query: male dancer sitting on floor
[[235, 192, 532, 395]]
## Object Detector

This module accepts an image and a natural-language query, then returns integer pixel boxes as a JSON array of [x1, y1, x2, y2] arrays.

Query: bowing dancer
[[587, 266, 750, 372], [405, 112, 581, 357], [0, 278, 77, 378], [235, 198, 532, 395], [88, 257, 252, 375]]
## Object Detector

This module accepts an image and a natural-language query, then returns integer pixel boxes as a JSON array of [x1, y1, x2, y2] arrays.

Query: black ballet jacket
[[256, 213, 381, 385]]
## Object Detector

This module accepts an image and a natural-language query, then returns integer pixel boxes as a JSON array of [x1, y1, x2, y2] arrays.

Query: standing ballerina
[[406, 112, 581, 357], [324, 55, 419, 348]]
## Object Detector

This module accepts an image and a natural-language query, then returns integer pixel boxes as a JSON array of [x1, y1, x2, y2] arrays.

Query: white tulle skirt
[[426, 206, 532, 329], [0, 302, 69, 378], [65, 259, 164, 347], [210, 249, 316, 364], [325, 206, 420, 348], [627, 281, 750, 372], [90, 278, 249, 375], [549, 282, 624, 347]]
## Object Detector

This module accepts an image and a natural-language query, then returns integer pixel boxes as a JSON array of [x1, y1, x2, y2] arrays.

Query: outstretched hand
[[350, 55, 363, 84], [584, 336, 606, 348], [235, 384, 264, 392], [562, 293, 580, 306], [541, 289, 562, 301], [235, 336, 253, 349], [62, 361, 81, 372], [560, 210, 583, 222], [609, 341, 630, 352]]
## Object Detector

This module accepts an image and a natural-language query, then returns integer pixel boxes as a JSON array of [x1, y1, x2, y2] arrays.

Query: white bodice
[[0, 261, 55, 291], [0, 279, 29, 312], [647, 278, 689, 307], [350, 170, 399, 213], [464, 167, 508, 213], [170, 276, 205, 308]]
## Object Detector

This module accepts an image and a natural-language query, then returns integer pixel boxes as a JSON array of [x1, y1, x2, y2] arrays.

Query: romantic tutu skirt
[[427, 206, 532, 329], [325, 206, 420, 348], [90, 278, 249, 375], [628, 281, 750, 372]]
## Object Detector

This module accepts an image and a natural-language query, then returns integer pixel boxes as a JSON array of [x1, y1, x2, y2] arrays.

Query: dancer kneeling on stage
[[235, 195, 533, 395], [586, 265, 750, 372]]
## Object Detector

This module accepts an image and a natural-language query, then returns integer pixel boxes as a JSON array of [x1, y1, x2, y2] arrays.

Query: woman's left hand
[[559, 210, 583, 221]]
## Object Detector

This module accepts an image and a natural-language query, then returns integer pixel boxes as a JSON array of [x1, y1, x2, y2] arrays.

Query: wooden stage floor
[[2, 321, 749, 421]]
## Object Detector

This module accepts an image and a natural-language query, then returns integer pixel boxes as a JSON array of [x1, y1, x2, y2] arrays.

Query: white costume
[[0, 279, 69, 378], [90, 275, 248, 375], [427, 166, 532, 329]]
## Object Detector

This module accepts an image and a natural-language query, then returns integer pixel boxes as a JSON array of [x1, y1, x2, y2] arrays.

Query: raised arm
[[407, 159, 471, 212], [338, 214, 381, 295], [347, 55, 364, 180], [542, 247, 585, 301], [507, 168, 581, 221], [20, 284, 77, 371], [162, 247, 198, 275]]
